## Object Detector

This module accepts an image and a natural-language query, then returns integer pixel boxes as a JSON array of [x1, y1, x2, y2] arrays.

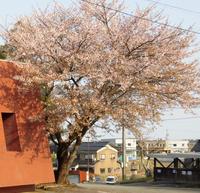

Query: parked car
[[105, 176, 118, 184], [94, 176, 103, 183]]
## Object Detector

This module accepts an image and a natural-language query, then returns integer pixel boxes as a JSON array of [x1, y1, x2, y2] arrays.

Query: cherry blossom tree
[[1, 0, 200, 184]]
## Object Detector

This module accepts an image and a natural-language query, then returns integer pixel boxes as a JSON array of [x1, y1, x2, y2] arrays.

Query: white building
[[166, 140, 189, 153]]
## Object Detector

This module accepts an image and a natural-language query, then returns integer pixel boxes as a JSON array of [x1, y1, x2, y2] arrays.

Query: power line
[[80, 0, 200, 122], [80, 0, 200, 35], [167, 106, 200, 110], [144, 0, 200, 15], [163, 116, 200, 121]]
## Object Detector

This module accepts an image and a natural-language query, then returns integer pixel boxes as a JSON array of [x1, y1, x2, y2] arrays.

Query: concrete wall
[[0, 61, 54, 190]]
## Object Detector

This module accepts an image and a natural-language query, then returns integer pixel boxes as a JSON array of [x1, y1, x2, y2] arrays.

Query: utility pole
[[122, 126, 126, 181], [86, 136, 90, 182]]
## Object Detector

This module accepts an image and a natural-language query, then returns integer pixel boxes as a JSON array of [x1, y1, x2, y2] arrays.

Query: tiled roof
[[78, 141, 110, 153], [191, 140, 200, 152], [50, 141, 118, 153]]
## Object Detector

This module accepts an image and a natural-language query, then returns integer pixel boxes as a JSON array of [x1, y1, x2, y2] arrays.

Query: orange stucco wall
[[0, 60, 55, 188]]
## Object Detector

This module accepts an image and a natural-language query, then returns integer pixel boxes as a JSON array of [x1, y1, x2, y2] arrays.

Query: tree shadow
[[0, 60, 50, 163]]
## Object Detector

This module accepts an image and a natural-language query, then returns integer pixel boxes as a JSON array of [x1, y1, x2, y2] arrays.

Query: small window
[[108, 168, 112, 173], [2, 113, 21, 151], [100, 168, 105, 174], [173, 144, 177, 147], [182, 144, 185, 147], [85, 154, 93, 160], [127, 143, 131, 146], [111, 153, 115, 159], [100, 154, 106, 160]]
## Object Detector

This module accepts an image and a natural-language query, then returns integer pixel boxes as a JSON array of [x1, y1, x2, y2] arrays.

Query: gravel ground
[[31, 183, 200, 193], [34, 185, 100, 193]]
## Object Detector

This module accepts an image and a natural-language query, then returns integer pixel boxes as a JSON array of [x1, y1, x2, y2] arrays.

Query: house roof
[[148, 152, 200, 159], [50, 141, 118, 153], [191, 140, 200, 152], [78, 141, 111, 153]]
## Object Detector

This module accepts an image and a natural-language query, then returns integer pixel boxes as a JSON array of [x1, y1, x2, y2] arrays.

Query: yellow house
[[72, 142, 121, 179], [95, 144, 121, 178]]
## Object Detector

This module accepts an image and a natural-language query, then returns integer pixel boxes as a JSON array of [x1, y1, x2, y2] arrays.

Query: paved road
[[78, 183, 200, 193]]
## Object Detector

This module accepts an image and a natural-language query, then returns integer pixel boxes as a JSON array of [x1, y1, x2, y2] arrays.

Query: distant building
[[138, 139, 169, 155], [139, 139, 190, 155], [72, 142, 121, 178], [166, 140, 189, 153], [102, 138, 137, 161]]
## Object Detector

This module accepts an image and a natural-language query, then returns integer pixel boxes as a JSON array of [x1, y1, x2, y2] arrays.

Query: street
[[77, 183, 200, 193]]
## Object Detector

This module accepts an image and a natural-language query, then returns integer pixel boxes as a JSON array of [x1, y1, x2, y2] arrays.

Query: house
[[103, 138, 137, 178], [72, 142, 121, 179], [0, 61, 54, 193], [102, 138, 137, 162]]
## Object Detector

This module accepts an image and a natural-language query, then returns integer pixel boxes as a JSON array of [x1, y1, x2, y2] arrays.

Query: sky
[[0, 0, 200, 140]]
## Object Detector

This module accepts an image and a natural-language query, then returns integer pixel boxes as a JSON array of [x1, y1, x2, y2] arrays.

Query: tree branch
[[49, 133, 58, 145]]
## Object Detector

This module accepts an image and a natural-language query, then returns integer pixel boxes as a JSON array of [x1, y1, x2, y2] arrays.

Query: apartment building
[[166, 140, 189, 153], [138, 139, 169, 154], [139, 139, 190, 155]]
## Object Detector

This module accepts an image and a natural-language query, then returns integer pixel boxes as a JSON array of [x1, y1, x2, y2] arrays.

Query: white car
[[105, 176, 118, 184]]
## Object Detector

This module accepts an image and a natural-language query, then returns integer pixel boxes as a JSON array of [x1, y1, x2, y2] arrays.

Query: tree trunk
[[56, 155, 73, 184], [55, 123, 95, 184], [56, 138, 82, 184], [56, 144, 70, 184]]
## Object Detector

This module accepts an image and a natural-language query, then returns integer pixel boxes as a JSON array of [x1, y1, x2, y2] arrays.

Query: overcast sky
[[1, 0, 200, 140]]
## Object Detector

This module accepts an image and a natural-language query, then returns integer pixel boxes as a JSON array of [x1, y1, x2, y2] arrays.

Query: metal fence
[[154, 167, 200, 184]]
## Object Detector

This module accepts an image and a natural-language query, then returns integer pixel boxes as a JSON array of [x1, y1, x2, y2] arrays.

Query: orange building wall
[[0, 60, 55, 189], [69, 170, 87, 183]]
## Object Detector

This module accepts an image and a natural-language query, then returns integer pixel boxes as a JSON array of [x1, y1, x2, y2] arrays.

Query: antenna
[[165, 129, 169, 141]]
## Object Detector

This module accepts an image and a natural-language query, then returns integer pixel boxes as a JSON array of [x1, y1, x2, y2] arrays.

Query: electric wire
[[144, 0, 200, 15], [163, 116, 200, 121], [80, 0, 200, 35], [81, 0, 200, 121]]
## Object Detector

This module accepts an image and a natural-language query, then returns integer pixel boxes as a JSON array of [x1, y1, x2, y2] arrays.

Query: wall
[[115, 138, 137, 150], [69, 170, 87, 183], [166, 140, 189, 153], [143, 140, 168, 154], [0, 61, 54, 190], [0, 185, 35, 193]]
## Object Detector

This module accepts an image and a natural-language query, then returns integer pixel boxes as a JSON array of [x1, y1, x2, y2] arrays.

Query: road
[[78, 183, 200, 193]]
